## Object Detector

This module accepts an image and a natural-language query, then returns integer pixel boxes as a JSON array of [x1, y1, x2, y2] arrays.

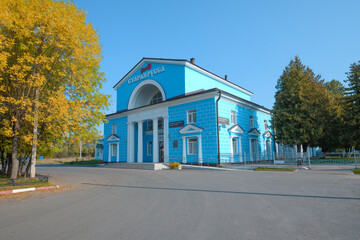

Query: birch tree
[[0, 0, 110, 178]]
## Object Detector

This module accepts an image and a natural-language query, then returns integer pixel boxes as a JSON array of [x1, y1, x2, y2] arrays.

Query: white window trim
[[187, 109, 197, 124], [250, 139, 258, 155], [232, 138, 239, 154], [112, 144, 117, 157], [187, 138, 198, 155], [147, 141, 153, 156]]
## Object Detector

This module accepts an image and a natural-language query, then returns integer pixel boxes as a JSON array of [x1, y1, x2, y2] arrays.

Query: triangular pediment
[[228, 124, 244, 134], [263, 131, 273, 138], [248, 128, 261, 136], [179, 124, 203, 134], [107, 134, 120, 141]]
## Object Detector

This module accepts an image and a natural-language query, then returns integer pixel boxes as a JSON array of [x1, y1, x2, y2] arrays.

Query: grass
[[62, 159, 99, 166], [353, 168, 360, 174], [254, 167, 295, 172], [0, 182, 53, 191]]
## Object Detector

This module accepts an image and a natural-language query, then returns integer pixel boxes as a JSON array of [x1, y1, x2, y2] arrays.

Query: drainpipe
[[216, 90, 222, 165]]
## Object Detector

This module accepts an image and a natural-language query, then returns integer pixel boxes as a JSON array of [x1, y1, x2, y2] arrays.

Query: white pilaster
[[128, 122, 135, 163], [229, 136, 234, 163], [153, 118, 159, 163], [163, 116, 169, 163], [182, 137, 186, 163], [137, 120, 143, 163], [198, 135, 203, 164], [108, 144, 111, 162], [116, 143, 119, 162]]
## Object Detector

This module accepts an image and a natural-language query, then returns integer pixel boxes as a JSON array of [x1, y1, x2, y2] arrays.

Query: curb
[[0, 185, 59, 195]]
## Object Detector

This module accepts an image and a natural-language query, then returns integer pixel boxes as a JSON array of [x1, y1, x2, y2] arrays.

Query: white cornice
[[106, 91, 216, 121]]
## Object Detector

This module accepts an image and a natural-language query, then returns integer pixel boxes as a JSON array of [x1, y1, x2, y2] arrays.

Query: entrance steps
[[103, 163, 169, 170]]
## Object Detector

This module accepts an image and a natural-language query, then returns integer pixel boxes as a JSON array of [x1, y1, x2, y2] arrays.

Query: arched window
[[150, 92, 163, 105]]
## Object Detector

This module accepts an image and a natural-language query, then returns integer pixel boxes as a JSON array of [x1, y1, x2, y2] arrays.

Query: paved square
[[0, 166, 359, 240]]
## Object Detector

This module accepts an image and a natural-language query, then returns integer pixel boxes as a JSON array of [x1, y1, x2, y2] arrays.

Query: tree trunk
[[24, 157, 31, 178], [30, 87, 40, 178], [10, 120, 20, 179]]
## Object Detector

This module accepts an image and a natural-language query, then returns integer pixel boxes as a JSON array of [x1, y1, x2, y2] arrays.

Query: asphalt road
[[1, 165, 359, 240]]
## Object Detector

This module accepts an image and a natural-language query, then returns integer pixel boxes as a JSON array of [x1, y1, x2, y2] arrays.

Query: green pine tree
[[343, 61, 360, 149], [272, 56, 329, 150]]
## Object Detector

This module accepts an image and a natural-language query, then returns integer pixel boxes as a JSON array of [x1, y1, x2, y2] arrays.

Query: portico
[[127, 109, 169, 164]]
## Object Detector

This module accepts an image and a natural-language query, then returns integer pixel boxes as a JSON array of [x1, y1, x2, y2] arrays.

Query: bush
[[168, 162, 181, 169], [353, 168, 360, 174]]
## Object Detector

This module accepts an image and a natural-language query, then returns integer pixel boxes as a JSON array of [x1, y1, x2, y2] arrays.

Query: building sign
[[218, 117, 229, 125], [128, 65, 166, 84], [169, 120, 184, 128]]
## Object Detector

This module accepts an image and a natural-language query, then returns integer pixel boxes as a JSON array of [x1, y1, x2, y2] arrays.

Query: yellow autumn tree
[[0, 0, 110, 179]]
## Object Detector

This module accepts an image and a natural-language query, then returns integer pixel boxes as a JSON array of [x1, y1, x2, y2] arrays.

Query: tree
[[272, 56, 330, 150], [317, 80, 345, 151], [343, 61, 360, 149], [0, 0, 110, 178]]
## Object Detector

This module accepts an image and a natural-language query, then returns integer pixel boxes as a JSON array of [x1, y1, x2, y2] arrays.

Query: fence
[[168, 150, 359, 168]]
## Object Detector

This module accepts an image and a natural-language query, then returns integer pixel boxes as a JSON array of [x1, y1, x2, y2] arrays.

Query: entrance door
[[159, 141, 164, 162]]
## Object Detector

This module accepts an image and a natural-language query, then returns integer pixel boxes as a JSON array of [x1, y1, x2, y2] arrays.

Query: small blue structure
[[104, 58, 275, 164], [95, 138, 104, 161]]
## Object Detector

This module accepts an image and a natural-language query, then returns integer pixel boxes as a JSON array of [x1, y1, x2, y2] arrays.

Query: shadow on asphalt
[[82, 183, 360, 201]]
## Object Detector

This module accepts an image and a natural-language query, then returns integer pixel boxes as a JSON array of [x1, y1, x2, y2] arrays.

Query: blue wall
[[116, 62, 185, 111], [184, 66, 251, 101], [217, 99, 273, 162], [168, 97, 218, 163], [104, 116, 127, 162]]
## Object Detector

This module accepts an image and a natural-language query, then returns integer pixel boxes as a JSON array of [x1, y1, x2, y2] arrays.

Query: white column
[[198, 135, 203, 164], [128, 122, 135, 163], [108, 144, 111, 162], [239, 137, 243, 162], [152, 118, 159, 163], [137, 120, 143, 163], [116, 143, 119, 162], [163, 116, 169, 163], [182, 137, 186, 163], [229, 136, 234, 163]]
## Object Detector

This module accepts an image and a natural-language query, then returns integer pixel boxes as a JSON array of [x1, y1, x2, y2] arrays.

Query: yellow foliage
[[168, 162, 181, 169], [0, 0, 110, 157]]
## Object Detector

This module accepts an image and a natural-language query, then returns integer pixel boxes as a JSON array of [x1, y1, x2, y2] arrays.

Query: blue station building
[[103, 58, 274, 164]]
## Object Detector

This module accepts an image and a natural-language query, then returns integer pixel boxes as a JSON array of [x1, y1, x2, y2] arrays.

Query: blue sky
[[73, 0, 360, 113]]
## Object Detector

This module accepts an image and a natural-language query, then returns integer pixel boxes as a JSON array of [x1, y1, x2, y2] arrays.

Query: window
[[265, 140, 271, 154], [264, 120, 268, 131], [250, 139, 257, 155], [150, 92, 162, 105], [112, 144, 117, 157], [231, 111, 237, 124], [147, 141, 153, 155], [250, 116, 254, 128], [158, 118, 163, 130], [188, 138, 198, 155], [112, 124, 117, 134], [187, 109, 196, 124], [147, 120, 153, 131], [232, 138, 238, 154]]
